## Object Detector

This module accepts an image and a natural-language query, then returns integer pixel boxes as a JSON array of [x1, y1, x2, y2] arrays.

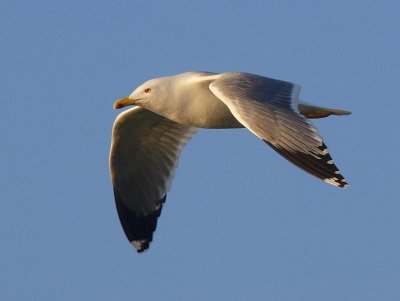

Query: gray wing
[[209, 72, 348, 188], [109, 106, 198, 252]]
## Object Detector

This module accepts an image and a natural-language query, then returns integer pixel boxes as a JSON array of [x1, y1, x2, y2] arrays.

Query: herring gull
[[109, 71, 351, 252]]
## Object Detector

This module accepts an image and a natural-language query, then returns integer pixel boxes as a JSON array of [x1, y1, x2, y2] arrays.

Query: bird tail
[[298, 101, 351, 119]]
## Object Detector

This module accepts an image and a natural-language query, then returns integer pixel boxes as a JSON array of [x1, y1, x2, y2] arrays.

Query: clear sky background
[[1, 1, 400, 300]]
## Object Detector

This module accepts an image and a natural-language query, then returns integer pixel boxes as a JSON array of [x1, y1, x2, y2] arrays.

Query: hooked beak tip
[[113, 97, 134, 110], [113, 102, 124, 110]]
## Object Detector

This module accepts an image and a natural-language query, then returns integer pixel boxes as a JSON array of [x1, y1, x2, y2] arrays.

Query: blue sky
[[1, 1, 399, 300]]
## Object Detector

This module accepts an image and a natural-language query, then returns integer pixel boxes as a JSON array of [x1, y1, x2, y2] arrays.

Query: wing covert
[[209, 72, 348, 188]]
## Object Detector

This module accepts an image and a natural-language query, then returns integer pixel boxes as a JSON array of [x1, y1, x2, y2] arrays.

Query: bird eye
[[144, 88, 151, 93]]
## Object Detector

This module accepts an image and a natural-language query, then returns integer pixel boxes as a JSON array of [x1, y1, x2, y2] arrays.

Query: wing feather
[[209, 72, 348, 188], [109, 107, 197, 251]]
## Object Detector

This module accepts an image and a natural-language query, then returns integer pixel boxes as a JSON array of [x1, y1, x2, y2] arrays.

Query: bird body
[[120, 72, 243, 128], [110, 71, 351, 252]]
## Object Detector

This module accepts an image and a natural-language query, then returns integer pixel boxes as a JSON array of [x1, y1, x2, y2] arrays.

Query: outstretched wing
[[209, 72, 348, 188], [109, 107, 198, 252]]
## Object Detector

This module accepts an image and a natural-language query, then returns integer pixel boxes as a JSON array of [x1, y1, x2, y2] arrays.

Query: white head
[[113, 72, 202, 124], [114, 78, 167, 109], [113, 72, 202, 111]]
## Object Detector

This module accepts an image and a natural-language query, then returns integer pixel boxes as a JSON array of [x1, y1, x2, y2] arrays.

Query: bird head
[[113, 79, 161, 110]]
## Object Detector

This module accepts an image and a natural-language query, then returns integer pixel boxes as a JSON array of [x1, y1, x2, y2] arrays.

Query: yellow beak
[[113, 97, 138, 109]]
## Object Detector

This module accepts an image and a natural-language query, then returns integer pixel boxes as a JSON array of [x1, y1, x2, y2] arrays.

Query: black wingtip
[[114, 189, 166, 253], [263, 140, 349, 188]]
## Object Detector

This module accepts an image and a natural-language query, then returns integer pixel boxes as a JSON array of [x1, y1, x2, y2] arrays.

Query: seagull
[[109, 71, 351, 252]]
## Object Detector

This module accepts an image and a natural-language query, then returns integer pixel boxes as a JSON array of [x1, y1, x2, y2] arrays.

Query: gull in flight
[[109, 71, 351, 252]]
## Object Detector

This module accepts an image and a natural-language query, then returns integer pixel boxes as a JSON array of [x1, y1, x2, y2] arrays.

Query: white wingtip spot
[[321, 148, 329, 155], [131, 240, 148, 253], [324, 177, 349, 188]]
